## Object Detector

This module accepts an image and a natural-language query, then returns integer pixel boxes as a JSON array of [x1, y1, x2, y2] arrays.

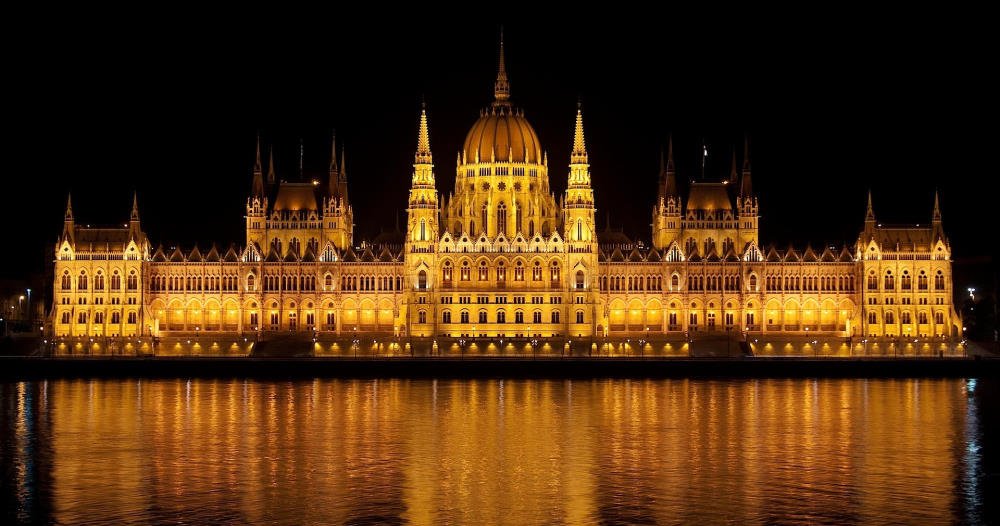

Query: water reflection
[[1, 377, 995, 525]]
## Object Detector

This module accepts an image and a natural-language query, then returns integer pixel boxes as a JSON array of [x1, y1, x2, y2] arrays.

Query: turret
[[128, 191, 142, 240], [564, 101, 595, 245], [652, 136, 681, 249], [737, 136, 758, 248], [407, 102, 439, 247], [251, 134, 265, 198], [62, 193, 75, 245], [932, 190, 945, 242], [328, 131, 340, 197]]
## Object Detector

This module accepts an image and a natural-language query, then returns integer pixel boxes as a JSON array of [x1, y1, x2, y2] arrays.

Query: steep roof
[[686, 182, 732, 211]]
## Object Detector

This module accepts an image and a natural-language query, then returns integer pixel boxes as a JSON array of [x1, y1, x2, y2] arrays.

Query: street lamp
[[968, 287, 976, 301]]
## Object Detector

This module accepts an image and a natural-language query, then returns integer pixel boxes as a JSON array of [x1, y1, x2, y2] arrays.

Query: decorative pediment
[[169, 247, 186, 262], [152, 245, 167, 262], [205, 244, 221, 262]]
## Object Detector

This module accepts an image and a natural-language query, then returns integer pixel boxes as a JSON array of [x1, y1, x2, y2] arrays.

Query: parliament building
[[47, 40, 962, 356]]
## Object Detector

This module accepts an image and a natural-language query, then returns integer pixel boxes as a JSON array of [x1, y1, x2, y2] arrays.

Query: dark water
[[2, 377, 997, 525]]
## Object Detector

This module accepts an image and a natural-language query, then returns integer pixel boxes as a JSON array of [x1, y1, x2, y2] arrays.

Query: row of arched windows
[[600, 275, 664, 292], [61, 270, 136, 291], [766, 275, 855, 292], [868, 270, 946, 291], [262, 275, 317, 292], [868, 311, 945, 325], [60, 310, 137, 325], [150, 274, 240, 292], [341, 275, 403, 292], [437, 309, 571, 324]]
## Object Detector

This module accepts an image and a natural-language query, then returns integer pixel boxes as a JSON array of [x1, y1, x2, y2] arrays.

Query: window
[[443, 262, 453, 284], [515, 311, 524, 323], [325, 274, 333, 290], [127, 311, 137, 324], [749, 274, 757, 291], [479, 310, 488, 323], [867, 271, 877, 290], [918, 312, 928, 324], [886, 311, 895, 324], [497, 203, 507, 237], [78, 271, 88, 290], [868, 311, 878, 324], [575, 270, 585, 289], [94, 311, 105, 324], [95, 272, 105, 290], [418, 311, 427, 324], [515, 261, 524, 281], [918, 271, 928, 290], [61, 271, 71, 290], [550, 311, 560, 323], [901, 311, 911, 324], [935, 311, 944, 324], [481, 204, 488, 237], [443, 311, 452, 323], [461, 261, 471, 281], [460, 311, 470, 323], [689, 312, 698, 325], [497, 262, 506, 282], [497, 310, 506, 323], [247, 274, 255, 291], [901, 271, 911, 290], [418, 270, 427, 289], [533, 311, 542, 323], [78, 312, 88, 324], [111, 311, 120, 324], [61, 311, 70, 324], [479, 261, 488, 281], [550, 262, 560, 285], [576, 310, 584, 323], [533, 261, 542, 281], [884, 271, 894, 290]]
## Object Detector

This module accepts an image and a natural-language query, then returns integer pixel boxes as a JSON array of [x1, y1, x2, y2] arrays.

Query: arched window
[[443, 261, 453, 284], [576, 310, 584, 323], [94, 311, 104, 324], [443, 311, 452, 323], [550, 262, 560, 285], [497, 310, 506, 323], [461, 260, 471, 281], [94, 272, 104, 290], [460, 310, 470, 323], [479, 310, 488, 323], [110, 271, 121, 290], [479, 261, 488, 281], [111, 311, 120, 324], [868, 271, 877, 290], [482, 204, 489, 237], [78, 271, 88, 290], [516, 204, 522, 234], [901, 311, 911, 324], [886, 311, 895, 324], [497, 261, 506, 282], [418, 270, 427, 289], [749, 274, 757, 291], [575, 270, 585, 289], [918, 312, 928, 324], [420, 219, 426, 241], [497, 203, 507, 237], [127, 311, 137, 324], [901, 271, 911, 290], [551, 311, 560, 323], [528, 220, 535, 237], [576, 220, 583, 241], [418, 311, 427, 324], [868, 311, 878, 324], [934, 271, 945, 290], [918, 271, 928, 290], [247, 274, 255, 291], [61, 271, 71, 290], [325, 274, 333, 290], [671, 274, 679, 290], [884, 271, 894, 290], [127, 271, 137, 290]]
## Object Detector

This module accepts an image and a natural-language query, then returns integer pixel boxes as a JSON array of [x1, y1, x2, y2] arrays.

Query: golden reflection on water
[[0, 378, 980, 524]]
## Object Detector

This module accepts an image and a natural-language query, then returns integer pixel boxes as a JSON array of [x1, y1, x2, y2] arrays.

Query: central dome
[[462, 106, 542, 164]]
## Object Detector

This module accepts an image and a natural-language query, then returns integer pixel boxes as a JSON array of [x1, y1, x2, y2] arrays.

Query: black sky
[[6, 15, 998, 281]]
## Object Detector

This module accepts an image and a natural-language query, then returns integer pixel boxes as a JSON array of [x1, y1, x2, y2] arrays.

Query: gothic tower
[[651, 137, 681, 250], [736, 137, 759, 249], [564, 103, 599, 334]]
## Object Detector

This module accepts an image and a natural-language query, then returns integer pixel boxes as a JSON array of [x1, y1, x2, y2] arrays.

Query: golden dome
[[462, 107, 542, 164]]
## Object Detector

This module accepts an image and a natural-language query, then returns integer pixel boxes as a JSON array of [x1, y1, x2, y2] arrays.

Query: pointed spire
[[571, 99, 588, 164], [493, 27, 510, 105], [328, 131, 339, 196], [415, 101, 432, 164], [253, 133, 262, 173], [298, 138, 304, 180], [130, 191, 140, 222], [740, 136, 753, 197], [932, 189, 941, 221], [866, 189, 875, 222], [663, 135, 677, 196], [267, 146, 275, 185], [64, 193, 73, 222]]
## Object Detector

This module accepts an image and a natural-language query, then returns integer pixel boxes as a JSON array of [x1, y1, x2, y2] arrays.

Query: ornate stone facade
[[48, 40, 961, 348]]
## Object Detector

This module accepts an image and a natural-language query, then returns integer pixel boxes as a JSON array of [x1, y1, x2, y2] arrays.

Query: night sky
[[7, 18, 997, 287]]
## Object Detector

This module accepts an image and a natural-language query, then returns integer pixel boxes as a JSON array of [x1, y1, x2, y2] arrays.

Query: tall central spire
[[493, 27, 510, 105], [415, 101, 432, 164], [571, 100, 588, 164]]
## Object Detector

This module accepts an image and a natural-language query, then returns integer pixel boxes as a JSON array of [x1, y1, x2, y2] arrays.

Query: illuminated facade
[[48, 39, 961, 345]]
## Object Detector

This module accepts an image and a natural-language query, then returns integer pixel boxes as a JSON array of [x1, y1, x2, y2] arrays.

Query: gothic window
[[420, 219, 426, 241], [550, 262, 560, 285], [515, 310, 524, 323], [61, 311, 70, 324], [722, 238, 733, 254], [482, 205, 489, 237], [95, 272, 104, 290], [901, 311, 911, 324], [497, 203, 507, 237], [469, 221, 476, 237], [551, 311, 560, 323], [935, 311, 944, 324], [575, 270, 585, 289], [323, 245, 336, 262], [703, 238, 715, 254], [576, 310, 584, 324], [443, 261, 453, 284], [918, 271, 928, 290], [886, 311, 895, 324], [78, 271, 88, 290], [418, 270, 427, 289], [497, 310, 506, 323], [528, 220, 535, 237], [111, 311, 120, 324], [478, 310, 488, 323], [461, 261, 471, 281], [685, 238, 697, 255], [671, 274, 679, 290], [94, 311, 105, 324], [479, 261, 488, 281], [78, 312, 87, 324], [127, 311, 137, 324], [247, 274, 255, 291], [61, 271, 71, 290], [867, 271, 877, 290], [497, 262, 506, 282], [418, 311, 427, 324], [533, 310, 542, 323], [901, 271, 911, 290], [749, 274, 757, 291], [576, 220, 583, 241], [515, 261, 524, 281], [516, 204, 522, 234], [884, 271, 894, 290], [934, 271, 945, 290], [460, 310, 470, 323], [533, 261, 542, 281], [918, 312, 928, 324], [271, 238, 281, 256]]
